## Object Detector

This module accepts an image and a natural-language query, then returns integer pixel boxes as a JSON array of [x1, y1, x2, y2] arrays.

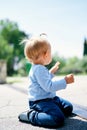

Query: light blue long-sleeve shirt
[[28, 64, 67, 101]]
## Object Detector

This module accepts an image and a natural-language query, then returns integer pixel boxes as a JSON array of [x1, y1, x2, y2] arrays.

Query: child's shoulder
[[32, 64, 47, 72], [30, 64, 48, 77], [33, 64, 45, 70]]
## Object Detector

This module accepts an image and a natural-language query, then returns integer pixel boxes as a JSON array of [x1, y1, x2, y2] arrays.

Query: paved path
[[0, 76, 87, 130]]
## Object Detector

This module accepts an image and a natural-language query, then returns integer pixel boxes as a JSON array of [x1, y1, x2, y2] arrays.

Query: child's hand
[[49, 61, 60, 74], [65, 74, 74, 84]]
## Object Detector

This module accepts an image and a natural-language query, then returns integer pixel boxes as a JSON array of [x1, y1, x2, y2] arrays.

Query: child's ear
[[42, 53, 47, 59], [44, 52, 48, 57]]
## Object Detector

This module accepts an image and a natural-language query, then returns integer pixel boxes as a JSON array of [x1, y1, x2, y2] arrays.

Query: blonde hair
[[23, 36, 51, 63]]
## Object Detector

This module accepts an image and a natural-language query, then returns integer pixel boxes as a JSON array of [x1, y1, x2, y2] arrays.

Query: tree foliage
[[0, 19, 28, 75]]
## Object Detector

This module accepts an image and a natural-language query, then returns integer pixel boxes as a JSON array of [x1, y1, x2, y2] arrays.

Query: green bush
[[59, 57, 82, 75], [79, 56, 87, 73]]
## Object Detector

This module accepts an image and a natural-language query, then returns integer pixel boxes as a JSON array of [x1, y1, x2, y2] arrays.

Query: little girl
[[18, 35, 74, 128]]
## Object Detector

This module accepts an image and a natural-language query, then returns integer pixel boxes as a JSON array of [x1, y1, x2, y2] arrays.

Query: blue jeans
[[29, 96, 73, 128]]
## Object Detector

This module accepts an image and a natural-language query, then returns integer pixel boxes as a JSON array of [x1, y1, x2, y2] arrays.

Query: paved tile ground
[[0, 75, 87, 130]]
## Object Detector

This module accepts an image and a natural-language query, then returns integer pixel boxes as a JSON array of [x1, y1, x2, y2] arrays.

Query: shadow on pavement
[[55, 117, 87, 130]]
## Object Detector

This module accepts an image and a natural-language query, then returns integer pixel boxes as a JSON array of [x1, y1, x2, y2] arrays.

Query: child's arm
[[49, 61, 60, 74], [65, 74, 74, 84]]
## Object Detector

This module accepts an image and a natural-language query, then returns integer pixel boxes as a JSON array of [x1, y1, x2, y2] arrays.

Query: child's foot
[[18, 110, 33, 123]]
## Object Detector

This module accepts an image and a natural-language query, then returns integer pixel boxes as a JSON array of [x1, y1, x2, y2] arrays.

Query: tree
[[0, 19, 29, 75], [0, 35, 14, 75], [0, 19, 28, 58], [83, 38, 87, 56]]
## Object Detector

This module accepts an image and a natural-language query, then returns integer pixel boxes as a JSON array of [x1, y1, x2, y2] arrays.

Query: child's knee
[[70, 103, 73, 112], [65, 103, 73, 116], [68, 103, 73, 114]]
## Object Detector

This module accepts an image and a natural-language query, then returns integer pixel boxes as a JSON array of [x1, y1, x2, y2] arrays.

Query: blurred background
[[0, 0, 87, 78]]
